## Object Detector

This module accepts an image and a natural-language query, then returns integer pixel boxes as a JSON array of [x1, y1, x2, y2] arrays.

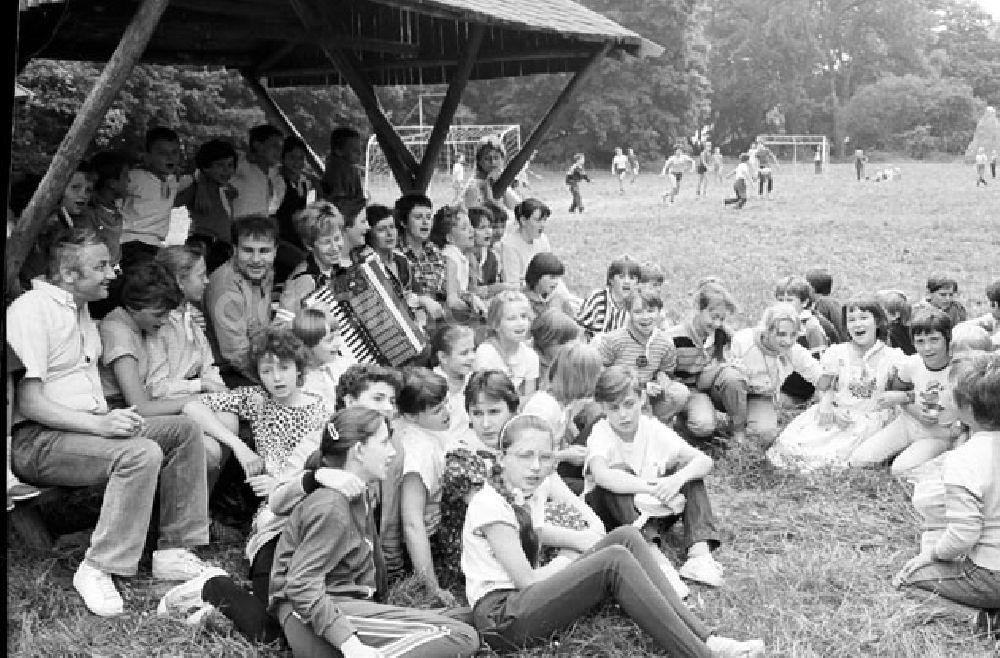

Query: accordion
[[300, 256, 426, 367]]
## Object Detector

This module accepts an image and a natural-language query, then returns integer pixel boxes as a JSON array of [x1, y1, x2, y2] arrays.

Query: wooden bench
[[8, 486, 71, 549]]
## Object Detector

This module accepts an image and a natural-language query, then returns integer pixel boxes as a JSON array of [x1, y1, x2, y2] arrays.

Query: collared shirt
[[596, 324, 678, 383], [231, 158, 286, 218], [146, 303, 225, 399], [6, 279, 107, 419], [205, 260, 275, 377], [401, 240, 447, 301], [121, 168, 182, 245], [576, 287, 629, 337], [97, 306, 154, 405]]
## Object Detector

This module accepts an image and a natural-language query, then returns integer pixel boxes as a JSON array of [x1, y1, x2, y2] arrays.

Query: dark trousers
[[568, 182, 584, 213], [855, 160, 865, 180], [723, 179, 747, 208], [201, 536, 282, 643], [585, 468, 720, 553], [473, 527, 711, 656], [992, 162, 996, 178], [758, 172, 773, 195]]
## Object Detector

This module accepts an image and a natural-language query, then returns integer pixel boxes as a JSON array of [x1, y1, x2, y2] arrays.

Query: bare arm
[[588, 455, 655, 495], [110, 355, 198, 417], [482, 522, 573, 589], [16, 378, 139, 438], [399, 474, 440, 590]]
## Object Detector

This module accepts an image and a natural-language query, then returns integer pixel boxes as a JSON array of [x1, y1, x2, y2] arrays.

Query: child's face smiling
[[439, 333, 476, 379], [61, 172, 93, 215], [845, 307, 877, 348], [497, 301, 532, 343], [629, 299, 660, 339], [203, 157, 236, 187], [610, 273, 637, 301], [311, 231, 344, 271], [913, 331, 950, 369]]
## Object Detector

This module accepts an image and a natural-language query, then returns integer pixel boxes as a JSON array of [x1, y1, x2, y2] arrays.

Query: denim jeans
[[568, 182, 584, 212], [11, 417, 209, 575], [903, 558, 1000, 610], [585, 467, 721, 553], [473, 526, 711, 656], [683, 364, 749, 438]]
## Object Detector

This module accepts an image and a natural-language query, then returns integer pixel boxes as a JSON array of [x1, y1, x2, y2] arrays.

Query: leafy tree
[[925, 0, 1000, 106]]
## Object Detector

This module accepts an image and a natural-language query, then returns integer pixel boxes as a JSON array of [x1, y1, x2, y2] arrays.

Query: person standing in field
[[723, 154, 752, 209], [975, 147, 989, 187], [627, 147, 640, 183], [712, 147, 724, 183], [660, 146, 694, 204], [612, 147, 630, 194], [451, 153, 466, 202], [753, 140, 778, 199], [695, 141, 712, 198], [991, 149, 998, 179], [854, 148, 867, 181], [565, 153, 591, 214], [814, 146, 823, 174]]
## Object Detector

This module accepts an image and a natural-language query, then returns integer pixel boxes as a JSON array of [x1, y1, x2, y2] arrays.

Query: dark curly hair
[[249, 325, 311, 387]]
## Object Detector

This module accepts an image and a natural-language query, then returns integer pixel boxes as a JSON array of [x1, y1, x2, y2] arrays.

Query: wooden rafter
[[6, 0, 171, 297], [413, 23, 485, 191], [242, 72, 326, 175], [493, 42, 612, 197], [287, 0, 421, 192]]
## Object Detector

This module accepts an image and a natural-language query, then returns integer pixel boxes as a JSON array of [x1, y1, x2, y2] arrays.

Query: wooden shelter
[[10, 0, 662, 293]]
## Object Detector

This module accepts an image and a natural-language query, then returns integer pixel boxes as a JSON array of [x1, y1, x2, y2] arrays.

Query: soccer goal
[[364, 124, 521, 203], [756, 134, 829, 174]]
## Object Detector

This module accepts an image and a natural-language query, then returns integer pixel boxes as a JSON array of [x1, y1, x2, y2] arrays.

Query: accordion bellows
[[305, 256, 427, 367]]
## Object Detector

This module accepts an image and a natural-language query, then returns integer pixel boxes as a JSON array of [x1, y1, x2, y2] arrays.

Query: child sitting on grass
[[850, 308, 963, 475], [963, 278, 1000, 347], [916, 275, 968, 328], [876, 288, 916, 355], [893, 352, 1000, 640], [463, 412, 763, 656], [523, 252, 576, 318], [806, 268, 845, 343], [666, 281, 749, 445], [531, 309, 583, 388], [596, 288, 690, 426], [585, 366, 724, 589], [474, 290, 539, 398], [577, 257, 642, 339], [774, 275, 830, 359]]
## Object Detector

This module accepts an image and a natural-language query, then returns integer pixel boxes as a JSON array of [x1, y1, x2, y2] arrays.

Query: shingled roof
[[18, 0, 662, 87]]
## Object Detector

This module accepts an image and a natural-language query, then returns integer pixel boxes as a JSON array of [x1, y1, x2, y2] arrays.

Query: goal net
[[364, 124, 521, 204], [756, 134, 829, 174]]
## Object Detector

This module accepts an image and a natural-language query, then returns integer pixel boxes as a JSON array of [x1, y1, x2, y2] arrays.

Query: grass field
[[7, 162, 1000, 657]]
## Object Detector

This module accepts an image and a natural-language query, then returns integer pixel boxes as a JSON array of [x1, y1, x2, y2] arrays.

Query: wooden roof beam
[[6, 0, 170, 297], [242, 72, 326, 175], [413, 23, 485, 192], [287, 0, 420, 191], [493, 41, 612, 196]]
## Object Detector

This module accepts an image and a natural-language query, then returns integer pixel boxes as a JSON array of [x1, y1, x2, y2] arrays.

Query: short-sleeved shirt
[[895, 354, 958, 427], [583, 415, 703, 494], [398, 418, 463, 536], [666, 317, 732, 386], [230, 158, 286, 218], [596, 325, 677, 383], [201, 386, 328, 475], [120, 168, 183, 245], [6, 280, 107, 419], [498, 231, 552, 287], [473, 340, 539, 392], [461, 483, 520, 606], [730, 327, 823, 397], [576, 287, 629, 337], [98, 306, 154, 405], [612, 154, 630, 173]]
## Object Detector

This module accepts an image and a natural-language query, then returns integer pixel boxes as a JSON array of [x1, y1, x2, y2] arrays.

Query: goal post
[[364, 124, 521, 203], [756, 134, 829, 173]]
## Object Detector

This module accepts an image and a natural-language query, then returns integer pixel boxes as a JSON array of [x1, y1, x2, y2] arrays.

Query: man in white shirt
[[7, 228, 213, 617], [231, 125, 286, 218]]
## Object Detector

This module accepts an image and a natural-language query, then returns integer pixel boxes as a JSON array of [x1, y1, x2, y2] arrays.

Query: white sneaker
[[679, 553, 725, 587], [73, 562, 124, 617], [156, 567, 228, 616], [706, 635, 765, 657], [151, 548, 214, 581]]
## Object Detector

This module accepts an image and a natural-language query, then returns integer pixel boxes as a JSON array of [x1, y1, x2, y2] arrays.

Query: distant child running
[[712, 148, 724, 183], [565, 153, 591, 213], [975, 147, 989, 187], [612, 148, 630, 193], [627, 147, 640, 183], [723, 154, 752, 209], [660, 146, 694, 204]]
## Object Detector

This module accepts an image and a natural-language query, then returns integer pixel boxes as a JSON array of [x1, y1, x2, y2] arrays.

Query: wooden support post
[[493, 43, 612, 198], [286, 0, 420, 192], [5, 0, 170, 299], [413, 24, 485, 192], [242, 72, 325, 174]]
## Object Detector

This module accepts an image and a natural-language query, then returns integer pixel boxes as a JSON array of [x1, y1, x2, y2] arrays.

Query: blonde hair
[[293, 201, 343, 248], [951, 323, 994, 353], [498, 413, 555, 453], [548, 342, 603, 404], [760, 303, 802, 335], [486, 290, 533, 334]]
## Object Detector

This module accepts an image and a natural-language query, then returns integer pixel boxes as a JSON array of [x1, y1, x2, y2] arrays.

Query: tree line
[[12, 0, 999, 173]]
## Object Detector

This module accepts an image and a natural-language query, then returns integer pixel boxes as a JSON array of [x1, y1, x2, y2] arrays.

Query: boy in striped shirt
[[576, 258, 641, 339], [667, 282, 749, 445], [596, 289, 690, 425]]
